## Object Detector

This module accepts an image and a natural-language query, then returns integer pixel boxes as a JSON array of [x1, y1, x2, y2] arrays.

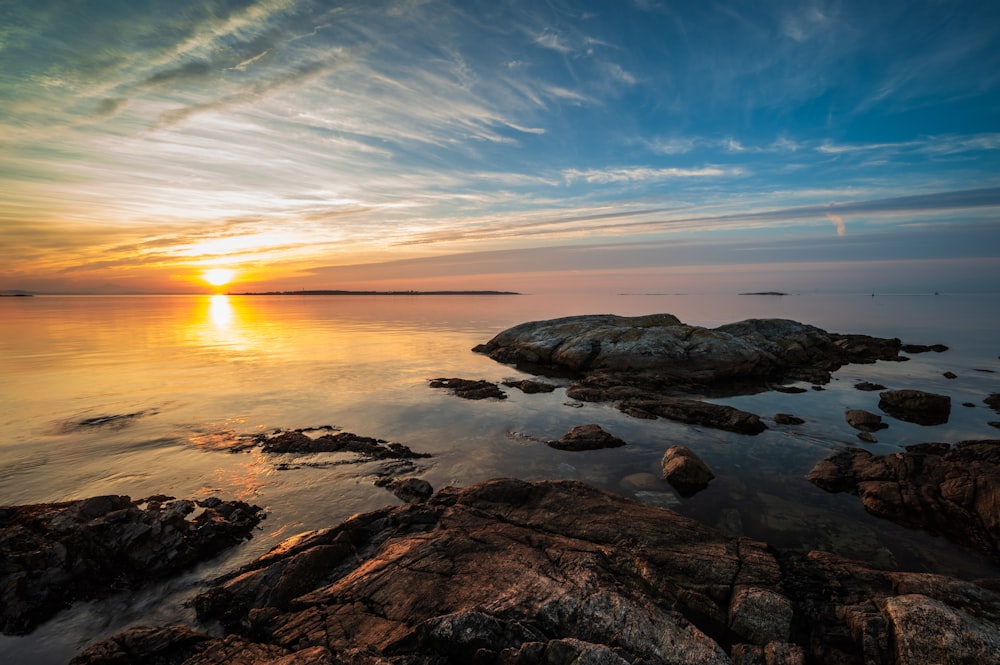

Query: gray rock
[[774, 413, 805, 425]]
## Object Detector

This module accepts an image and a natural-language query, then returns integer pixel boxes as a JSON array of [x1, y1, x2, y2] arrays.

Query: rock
[[807, 441, 1000, 556], [963, 402, 976, 408], [857, 432, 878, 444], [878, 390, 951, 425], [772, 384, 809, 394], [986, 393, 1000, 413], [473, 314, 905, 397], [900, 343, 949, 353], [429, 377, 507, 399], [943, 371, 958, 379], [661, 445, 715, 496], [774, 413, 805, 425], [546, 424, 626, 451], [0, 495, 264, 635], [374, 477, 434, 504], [501, 379, 557, 393], [73, 479, 1000, 665], [854, 381, 887, 391], [257, 430, 431, 460], [991, 422, 1000, 430], [618, 395, 767, 435], [845, 409, 887, 432]]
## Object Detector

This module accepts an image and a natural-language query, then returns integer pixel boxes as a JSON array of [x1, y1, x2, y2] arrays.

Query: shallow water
[[1, 291, 999, 663]]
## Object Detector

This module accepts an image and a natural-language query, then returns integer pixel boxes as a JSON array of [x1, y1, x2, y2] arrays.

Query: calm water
[[2, 292, 999, 663]]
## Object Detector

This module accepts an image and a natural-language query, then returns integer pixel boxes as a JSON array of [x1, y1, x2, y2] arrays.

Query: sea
[[2, 291, 999, 663]]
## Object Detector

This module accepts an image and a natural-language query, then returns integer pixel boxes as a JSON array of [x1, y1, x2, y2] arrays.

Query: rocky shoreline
[[4, 313, 999, 663]]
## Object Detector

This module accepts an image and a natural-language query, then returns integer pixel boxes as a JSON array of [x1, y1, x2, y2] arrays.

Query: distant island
[[234, 290, 521, 296], [739, 291, 788, 296]]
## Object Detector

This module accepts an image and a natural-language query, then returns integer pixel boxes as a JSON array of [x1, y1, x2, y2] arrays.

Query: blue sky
[[2, 0, 999, 293]]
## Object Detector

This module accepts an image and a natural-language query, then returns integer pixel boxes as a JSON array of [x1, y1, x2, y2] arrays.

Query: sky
[[2, 0, 1000, 294]]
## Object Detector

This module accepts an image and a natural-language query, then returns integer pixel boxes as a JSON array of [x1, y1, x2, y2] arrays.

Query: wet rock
[[986, 393, 1000, 413], [845, 409, 887, 432], [772, 384, 809, 394], [501, 378, 557, 393], [857, 432, 878, 444], [0, 495, 264, 635], [546, 424, 626, 451], [943, 371, 958, 379], [74, 479, 1000, 665], [774, 413, 805, 425], [60, 409, 158, 432], [878, 389, 951, 425], [661, 445, 715, 496], [618, 395, 767, 435], [373, 477, 434, 504], [807, 440, 1000, 557], [854, 381, 887, 391], [254, 430, 431, 461], [429, 377, 507, 400], [900, 343, 949, 353], [473, 314, 905, 397]]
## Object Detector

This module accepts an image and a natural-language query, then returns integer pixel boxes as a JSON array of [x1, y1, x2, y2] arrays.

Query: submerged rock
[[807, 440, 1000, 557], [854, 381, 887, 391], [619, 395, 767, 435], [257, 430, 431, 460], [73, 479, 1000, 665], [661, 445, 715, 496], [774, 413, 805, 425], [0, 495, 263, 635], [546, 424, 626, 451], [501, 378, 557, 393], [878, 389, 951, 425]]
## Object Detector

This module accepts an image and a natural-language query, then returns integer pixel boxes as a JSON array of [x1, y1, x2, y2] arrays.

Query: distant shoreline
[[232, 290, 522, 296]]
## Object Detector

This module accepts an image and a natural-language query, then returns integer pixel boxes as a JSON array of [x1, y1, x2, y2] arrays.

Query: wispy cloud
[[563, 166, 743, 184]]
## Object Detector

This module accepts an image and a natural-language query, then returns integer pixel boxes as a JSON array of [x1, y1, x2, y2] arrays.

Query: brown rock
[[845, 409, 887, 432], [807, 441, 1000, 556], [878, 389, 951, 425], [661, 445, 715, 496], [73, 480, 1000, 665], [619, 396, 766, 435], [501, 379, 557, 393], [546, 424, 626, 451], [854, 381, 887, 391], [429, 378, 506, 400]]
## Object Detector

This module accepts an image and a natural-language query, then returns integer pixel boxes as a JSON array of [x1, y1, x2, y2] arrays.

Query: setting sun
[[203, 268, 235, 287]]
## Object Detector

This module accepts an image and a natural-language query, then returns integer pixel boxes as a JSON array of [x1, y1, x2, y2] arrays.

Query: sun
[[202, 268, 235, 287]]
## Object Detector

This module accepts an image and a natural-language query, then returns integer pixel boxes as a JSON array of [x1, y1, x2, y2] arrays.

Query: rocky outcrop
[[256, 430, 430, 460], [546, 424, 626, 451], [374, 477, 434, 504], [429, 377, 507, 400], [501, 379, 557, 393], [661, 445, 715, 496], [854, 381, 887, 391], [774, 413, 805, 425], [72, 479, 1000, 665], [619, 395, 767, 434], [0, 495, 263, 635], [878, 389, 951, 425], [473, 314, 906, 396], [807, 441, 1000, 557]]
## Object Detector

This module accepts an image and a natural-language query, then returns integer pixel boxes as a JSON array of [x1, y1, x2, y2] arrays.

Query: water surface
[[2, 292, 999, 663]]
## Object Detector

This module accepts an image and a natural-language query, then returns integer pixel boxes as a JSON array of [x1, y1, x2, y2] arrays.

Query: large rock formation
[[878, 389, 951, 426], [0, 495, 263, 635], [473, 314, 905, 396], [807, 441, 1000, 557], [72, 479, 1000, 665]]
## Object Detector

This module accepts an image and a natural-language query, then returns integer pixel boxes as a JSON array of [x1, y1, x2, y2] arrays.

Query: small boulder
[[774, 413, 805, 425], [854, 381, 887, 391], [374, 477, 434, 504], [502, 379, 557, 394], [429, 378, 506, 400], [943, 371, 958, 379], [661, 445, 715, 497], [547, 424, 626, 451], [845, 409, 887, 432], [878, 390, 951, 426]]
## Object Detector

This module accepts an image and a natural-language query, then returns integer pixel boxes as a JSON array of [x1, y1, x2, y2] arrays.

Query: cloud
[[563, 166, 742, 184], [827, 213, 846, 236]]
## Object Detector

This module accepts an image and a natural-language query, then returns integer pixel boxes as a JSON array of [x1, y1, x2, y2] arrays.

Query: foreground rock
[[74, 480, 1000, 665], [845, 409, 887, 432], [255, 429, 431, 460], [807, 440, 1000, 557], [546, 424, 625, 451], [878, 389, 951, 425], [473, 314, 906, 396], [661, 445, 715, 496], [0, 495, 263, 635]]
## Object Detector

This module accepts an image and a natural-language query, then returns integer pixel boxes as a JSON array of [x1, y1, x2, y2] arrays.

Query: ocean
[[2, 291, 999, 663]]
